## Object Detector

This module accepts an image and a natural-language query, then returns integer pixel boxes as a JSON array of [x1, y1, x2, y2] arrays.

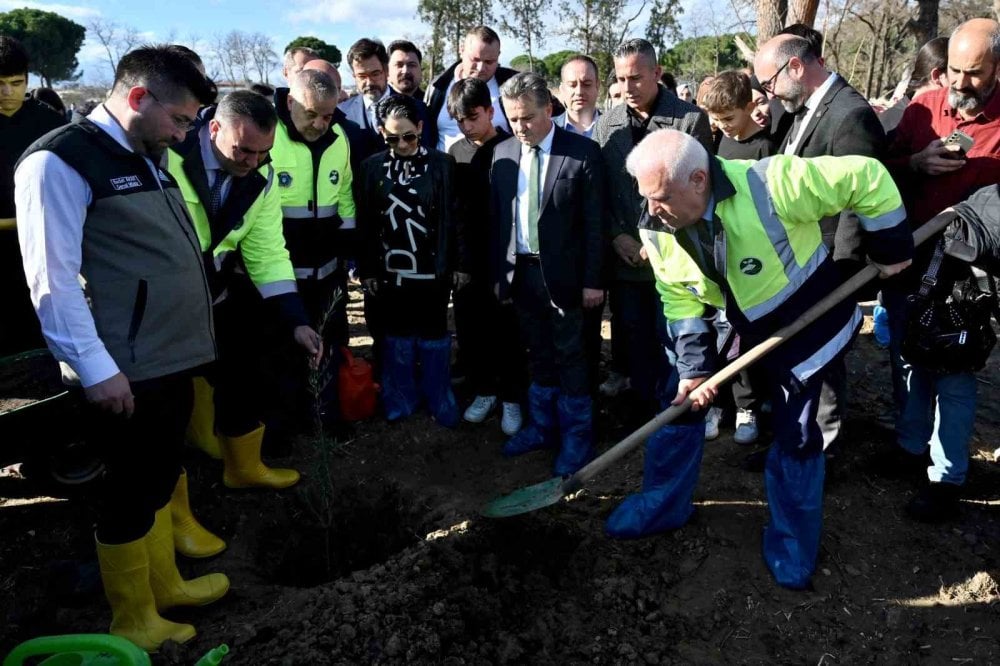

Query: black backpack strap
[[917, 239, 947, 298]]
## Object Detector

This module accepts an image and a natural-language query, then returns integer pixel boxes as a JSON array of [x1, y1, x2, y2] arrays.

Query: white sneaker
[[599, 371, 630, 397], [704, 407, 722, 441], [463, 395, 497, 423], [734, 409, 759, 445], [500, 402, 523, 436]]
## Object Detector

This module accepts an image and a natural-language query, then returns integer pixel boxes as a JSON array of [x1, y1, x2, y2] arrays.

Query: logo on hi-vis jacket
[[278, 172, 293, 187], [328, 170, 340, 185], [740, 258, 763, 275]]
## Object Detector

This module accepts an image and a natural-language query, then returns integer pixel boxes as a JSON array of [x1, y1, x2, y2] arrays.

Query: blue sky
[[1, 0, 735, 87]]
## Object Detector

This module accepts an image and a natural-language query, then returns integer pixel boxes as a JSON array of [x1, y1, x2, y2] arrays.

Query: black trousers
[[512, 257, 588, 397], [609, 279, 668, 415], [209, 294, 267, 437], [379, 276, 450, 339], [85, 371, 193, 544], [453, 277, 527, 401], [0, 232, 44, 356]]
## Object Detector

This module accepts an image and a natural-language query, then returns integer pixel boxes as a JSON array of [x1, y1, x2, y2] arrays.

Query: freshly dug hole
[[254, 481, 428, 587]]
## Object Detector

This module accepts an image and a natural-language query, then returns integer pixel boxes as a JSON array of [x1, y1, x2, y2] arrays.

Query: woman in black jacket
[[357, 95, 468, 426]]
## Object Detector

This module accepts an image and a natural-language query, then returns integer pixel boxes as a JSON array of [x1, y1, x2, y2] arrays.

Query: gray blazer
[[594, 87, 713, 281]]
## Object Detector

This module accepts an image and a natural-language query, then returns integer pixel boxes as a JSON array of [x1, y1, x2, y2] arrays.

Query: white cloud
[[0, 0, 101, 20], [283, 0, 417, 27]]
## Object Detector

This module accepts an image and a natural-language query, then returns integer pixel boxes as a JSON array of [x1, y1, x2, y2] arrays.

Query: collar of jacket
[[173, 104, 274, 169], [273, 87, 339, 153], [638, 156, 734, 234], [430, 62, 519, 92]]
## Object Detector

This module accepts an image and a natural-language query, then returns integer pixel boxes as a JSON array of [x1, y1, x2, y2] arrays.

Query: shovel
[[482, 211, 955, 518]]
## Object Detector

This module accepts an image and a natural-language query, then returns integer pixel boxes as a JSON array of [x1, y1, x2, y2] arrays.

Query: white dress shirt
[[514, 122, 556, 254], [362, 88, 390, 130], [15, 104, 164, 387], [199, 123, 231, 203], [436, 74, 512, 152], [783, 72, 838, 155]]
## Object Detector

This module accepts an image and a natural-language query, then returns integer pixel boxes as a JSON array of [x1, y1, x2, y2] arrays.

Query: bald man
[[881, 18, 1000, 522], [618, 128, 911, 588], [753, 34, 886, 463]]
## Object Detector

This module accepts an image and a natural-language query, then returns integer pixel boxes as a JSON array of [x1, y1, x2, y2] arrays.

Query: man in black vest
[[15, 46, 226, 652]]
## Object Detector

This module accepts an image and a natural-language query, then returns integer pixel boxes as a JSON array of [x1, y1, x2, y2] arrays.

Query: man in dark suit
[[491, 72, 605, 477], [338, 38, 432, 160], [754, 34, 887, 456]]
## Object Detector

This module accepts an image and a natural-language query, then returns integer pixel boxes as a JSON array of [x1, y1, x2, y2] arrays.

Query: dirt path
[[2, 292, 998, 665]]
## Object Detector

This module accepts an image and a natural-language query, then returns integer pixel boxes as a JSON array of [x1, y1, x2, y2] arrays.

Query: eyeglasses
[[760, 60, 790, 94], [145, 89, 196, 133], [384, 132, 419, 146]]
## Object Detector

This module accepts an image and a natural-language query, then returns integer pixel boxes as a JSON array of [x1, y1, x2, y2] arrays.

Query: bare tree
[[87, 18, 140, 82], [248, 32, 278, 84], [499, 0, 547, 70], [211, 30, 256, 86]]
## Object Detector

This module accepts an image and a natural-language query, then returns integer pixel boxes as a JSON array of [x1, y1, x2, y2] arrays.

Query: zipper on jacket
[[127, 279, 148, 363]]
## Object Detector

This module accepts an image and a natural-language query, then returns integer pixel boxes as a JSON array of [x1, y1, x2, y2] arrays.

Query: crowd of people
[[3, 16, 1000, 652]]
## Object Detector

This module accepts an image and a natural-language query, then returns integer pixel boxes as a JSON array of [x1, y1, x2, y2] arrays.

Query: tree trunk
[[787, 0, 819, 28], [995, 0, 1000, 21], [756, 0, 787, 44], [909, 0, 938, 45]]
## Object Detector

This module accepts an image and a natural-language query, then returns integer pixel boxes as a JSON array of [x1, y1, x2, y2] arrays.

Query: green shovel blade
[[480, 476, 570, 518]]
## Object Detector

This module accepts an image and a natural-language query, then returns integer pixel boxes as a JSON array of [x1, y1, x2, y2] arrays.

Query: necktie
[[208, 171, 227, 217], [788, 106, 808, 147], [527, 145, 540, 253]]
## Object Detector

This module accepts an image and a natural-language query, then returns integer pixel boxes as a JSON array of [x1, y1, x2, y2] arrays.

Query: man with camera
[[882, 17, 1000, 521]]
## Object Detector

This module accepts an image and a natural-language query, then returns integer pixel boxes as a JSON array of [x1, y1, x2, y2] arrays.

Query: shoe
[[221, 424, 300, 489], [96, 534, 196, 652], [147, 507, 229, 612], [905, 483, 960, 523], [417, 337, 460, 428], [704, 407, 722, 441], [382, 336, 419, 422], [554, 394, 594, 476], [733, 409, 759, 445], [169, 470, 225, 559], [598, 371, 629, 397], [463, 395, 497, 423], [185, 376, 222, 460], [503, 384, 559, 457], [500, 402, 522, 436], [606, 423, 704, 538]]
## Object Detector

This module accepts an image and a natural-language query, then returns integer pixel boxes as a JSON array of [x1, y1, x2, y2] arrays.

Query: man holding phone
[[880, 18, 1000, 520]]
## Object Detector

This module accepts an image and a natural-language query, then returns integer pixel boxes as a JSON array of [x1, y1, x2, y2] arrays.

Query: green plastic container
[[2, 634, 150, 666]]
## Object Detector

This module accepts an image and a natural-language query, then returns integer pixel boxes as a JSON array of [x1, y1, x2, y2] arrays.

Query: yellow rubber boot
[[170, 470, 226, 558], [96, 534, 196, 652], [220, 424, 300, 489], [147, 507, 229, 612], [186, 377, 222, 459]]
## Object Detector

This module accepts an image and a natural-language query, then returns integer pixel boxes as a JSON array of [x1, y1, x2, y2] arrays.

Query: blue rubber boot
[[554, 394, 594, 476], [762, 445, 825, 589], [605, 423, 704, 538], [503, 383, 560, 457], [382, 336, 419, 422], [417, 337, 459, 428]]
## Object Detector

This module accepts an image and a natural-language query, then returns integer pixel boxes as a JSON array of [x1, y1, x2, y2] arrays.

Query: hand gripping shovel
[[482, 212, 955, 518]]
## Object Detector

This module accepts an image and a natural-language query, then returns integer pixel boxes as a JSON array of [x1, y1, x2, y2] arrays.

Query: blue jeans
[[897, 367, 977, 485]]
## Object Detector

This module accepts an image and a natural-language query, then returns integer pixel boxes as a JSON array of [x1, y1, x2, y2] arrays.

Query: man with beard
[[388, 40, 424, 99], [878, 18, 1000, 520], [339, 38, 432, 153], [753, 34, 885, 463], [15, 45, 226, 651]]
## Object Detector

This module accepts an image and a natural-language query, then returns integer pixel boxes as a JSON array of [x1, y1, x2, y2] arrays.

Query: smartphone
[[943, 130, 975, 158]]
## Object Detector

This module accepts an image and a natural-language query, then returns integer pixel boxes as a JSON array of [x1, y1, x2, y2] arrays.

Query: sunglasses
[[759, 60, 790, 94], [385, 132, 419, 146]]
